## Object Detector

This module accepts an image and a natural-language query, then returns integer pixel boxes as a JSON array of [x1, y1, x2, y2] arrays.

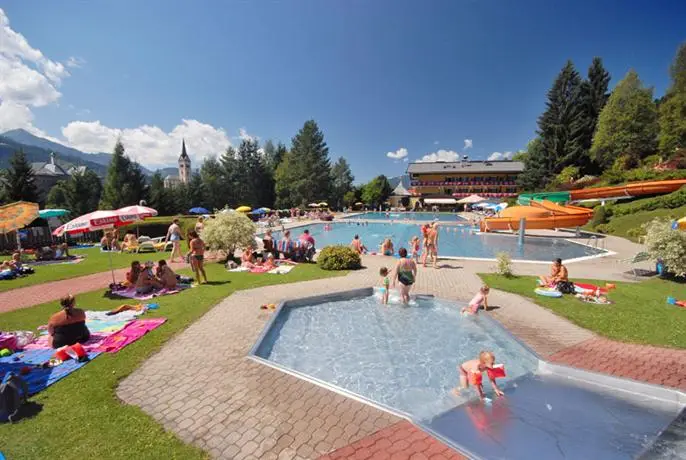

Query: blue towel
[[0, 348, 100, 396]]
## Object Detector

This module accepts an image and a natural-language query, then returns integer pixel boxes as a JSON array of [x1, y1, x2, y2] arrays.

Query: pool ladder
[[586, 235, 605, 250]]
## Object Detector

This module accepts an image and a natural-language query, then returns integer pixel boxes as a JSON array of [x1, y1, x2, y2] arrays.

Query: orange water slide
[[569, 179, 686, 201], [480, 200, 593, 232]]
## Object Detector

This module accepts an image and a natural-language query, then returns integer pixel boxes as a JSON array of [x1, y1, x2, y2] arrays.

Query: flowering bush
[[643, 218, 686, 277], [318, 245, 361, 270], [201, 212, 256, 256], [495, 252, 514, 277]]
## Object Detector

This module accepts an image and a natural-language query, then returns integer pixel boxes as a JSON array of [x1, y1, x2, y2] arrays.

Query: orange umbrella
[[0, 201, 39, 250]]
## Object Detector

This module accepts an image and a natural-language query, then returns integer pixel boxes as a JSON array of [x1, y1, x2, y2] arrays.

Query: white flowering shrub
[[201, 212, 256, 256], [495, 252, 514, 277], [643, 218, 686, 277]]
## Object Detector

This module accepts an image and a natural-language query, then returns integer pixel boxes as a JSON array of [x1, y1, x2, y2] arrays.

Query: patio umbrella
[[318, 202, 328, 207], [236, 206, 251, 213], [258, 207, 271, 212], [354, 202, 364, 206], [117, 205, 158, 219], [457, 194, 486, 204], [308, 203, 318, 208], [39, 209, 70, 218], [189, 207, 210, 214], [250, 209, 267, 215], [0, 201, 39, 251]]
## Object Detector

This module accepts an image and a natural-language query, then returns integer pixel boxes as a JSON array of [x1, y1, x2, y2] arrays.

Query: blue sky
[[1, 0, 685, 182]]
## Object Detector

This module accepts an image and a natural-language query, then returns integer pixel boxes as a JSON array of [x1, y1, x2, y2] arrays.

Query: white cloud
[[386, 147, 408, 160], [417, 149, 461, 163], [433, 140, 440, 145], [0, 58, 61, 108], [61, 119, 232, 166], [66, 56, 85, 68], [464, 139, 473, 150], [487, 151, 514, 161], [0, 100, 33, 131]]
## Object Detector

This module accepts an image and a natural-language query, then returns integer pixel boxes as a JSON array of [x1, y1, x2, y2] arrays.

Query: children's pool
[[254, 293, 539, 421], [346, 211, 465, 222], [252, 292, 686, 460], [277, 222, 604, 262]]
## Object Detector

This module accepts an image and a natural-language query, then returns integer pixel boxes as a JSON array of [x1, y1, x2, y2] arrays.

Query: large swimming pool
[[278, 222, 604, 262], [345, 211, 465, 222]]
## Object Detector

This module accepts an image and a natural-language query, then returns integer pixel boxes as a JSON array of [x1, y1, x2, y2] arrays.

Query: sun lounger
[[618, 251, 652, 277]]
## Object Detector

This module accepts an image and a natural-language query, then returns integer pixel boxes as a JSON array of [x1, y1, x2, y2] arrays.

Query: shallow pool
[[346, 211, 465, 222], [278, 222, 604, 261], [255, 294, 538, 421]]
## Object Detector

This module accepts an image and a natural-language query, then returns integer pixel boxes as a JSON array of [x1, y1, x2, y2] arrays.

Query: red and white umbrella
[[53, 209, 140, 236], [116, 205, 158, 220]]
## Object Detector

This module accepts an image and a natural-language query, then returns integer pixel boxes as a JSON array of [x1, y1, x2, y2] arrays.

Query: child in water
[[452, 351, 505, 400], [461, 285, 490, 315], [379, 267, 390, 304], [410, 236, 421, 263]]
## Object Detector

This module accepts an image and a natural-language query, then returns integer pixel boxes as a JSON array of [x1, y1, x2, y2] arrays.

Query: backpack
[[556, 281, 575, 294], [0, 372, 29, 423]]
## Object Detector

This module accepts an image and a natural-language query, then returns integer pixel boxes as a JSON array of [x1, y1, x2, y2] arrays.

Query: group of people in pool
[[349, 221, 441, 268]]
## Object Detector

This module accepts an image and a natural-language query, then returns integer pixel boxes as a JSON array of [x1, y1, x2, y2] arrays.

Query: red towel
[[96, 318, 166, 353]]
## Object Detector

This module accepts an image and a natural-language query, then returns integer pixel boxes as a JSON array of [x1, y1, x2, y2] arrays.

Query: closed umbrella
[[189, 207, 210, 214], [236, 206, 251, 213], [0, 201, 39, 250]]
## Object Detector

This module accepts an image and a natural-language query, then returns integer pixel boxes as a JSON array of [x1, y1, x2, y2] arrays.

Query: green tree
[[199, 157, 226, 211], [262, 140, 286, 175], [537, 61, 586, 175], [100, 141, 148, 209], [343, 190, 358, 208], [2, 149, 38, 202], [219, 146, 241, 208], [46, 182, 68, 209], [329, 157, 354, 210], [234, 139, 271, 207], [578, 57, 611, 172], [659, 43, 686, 156], [591, 70, 659, 169], [188, 172, 205, 208], [285, 120, 332, 205], [274, 151, 298, 208], [361, 175, 392, 207], [46, 169, 102, 215], [517, 138, 550, 191], [148, 172, 175, 215]]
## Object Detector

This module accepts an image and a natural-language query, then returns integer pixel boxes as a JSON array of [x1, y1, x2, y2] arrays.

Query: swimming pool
[[251, 291, 686, 460], [277, 222, 605, 262], [345, 212, 465, 222]]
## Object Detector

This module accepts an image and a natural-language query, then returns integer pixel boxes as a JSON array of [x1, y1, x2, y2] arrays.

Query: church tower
[[178, 139, 191, 184]]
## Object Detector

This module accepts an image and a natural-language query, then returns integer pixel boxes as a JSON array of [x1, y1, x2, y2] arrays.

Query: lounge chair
[[150, 236, 173, 252], [618, 251, 652, 277], [135, 236, 157, 253]]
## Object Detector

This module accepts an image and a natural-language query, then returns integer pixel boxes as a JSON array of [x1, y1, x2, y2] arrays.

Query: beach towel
[[0, 348, 100, 396], [24, 332, 112, 353], [228, 266, 251, 272], [268, 265, 294, 274], [110, 284, 189, 300], [96, 319, 166, 353], [28, 256, 85, 267]]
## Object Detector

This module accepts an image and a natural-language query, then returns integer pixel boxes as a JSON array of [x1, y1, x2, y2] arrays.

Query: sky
[[0, 0, 685, 182]]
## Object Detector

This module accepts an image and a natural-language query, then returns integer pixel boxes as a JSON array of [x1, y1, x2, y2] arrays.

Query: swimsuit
[[52, 321, 90, 349], [397, 261, 415, 286], [383, 250, 393, 256], [193, 254, 204, 261]]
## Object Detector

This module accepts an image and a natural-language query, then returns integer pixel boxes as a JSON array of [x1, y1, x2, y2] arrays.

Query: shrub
[[613, 187, 686, 217], [590, 205, 613, 227], [495, 252, 513, 277], [201, 212, 256, 256], [317, 245, 361, 270], [626, 227, 646, 239], [642, 218, 686, 277], [594, 224, 610, 234]]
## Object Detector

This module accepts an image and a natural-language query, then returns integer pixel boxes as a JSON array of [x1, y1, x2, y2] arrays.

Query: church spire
[[180, 139, 189, 160]]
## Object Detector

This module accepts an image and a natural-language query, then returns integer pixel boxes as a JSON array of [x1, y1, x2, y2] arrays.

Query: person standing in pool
[[166, 218, 183, 263], [393, 247, 416, 304]]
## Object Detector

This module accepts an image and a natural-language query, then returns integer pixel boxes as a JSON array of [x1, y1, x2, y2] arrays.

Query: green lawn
[[0, 262, 346, 460], [600, 205, 686, 241], [480, 274, 686, 349], [0, 247, 157, 292]]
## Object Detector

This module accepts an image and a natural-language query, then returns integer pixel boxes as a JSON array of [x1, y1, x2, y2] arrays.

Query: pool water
[[255, 294, 539, 421], [346, 211, 465, 222], [277, 222, 604, 261]]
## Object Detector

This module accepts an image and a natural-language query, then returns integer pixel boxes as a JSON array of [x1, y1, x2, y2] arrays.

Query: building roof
[[31, 161, 69, 177], [407, 160, 524, 175]]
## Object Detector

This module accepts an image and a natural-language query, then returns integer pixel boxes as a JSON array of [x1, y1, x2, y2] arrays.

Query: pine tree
[[148, 172, 175, 215], [537, 61, 586, 175], [188, 172, 205, 208], [516, 139, 550, 191], [659, 42, 686, 156], [578, 57, 611, 172], [2, 149, 38, 202], [199, 157, 226, 211], [289, 120, 331, 203], [100, 141, 148, 209], [219, 146, 241, 208], [591, 70, 659, 169], [330, 157, 354, 209], [235, 139, 268, 207]]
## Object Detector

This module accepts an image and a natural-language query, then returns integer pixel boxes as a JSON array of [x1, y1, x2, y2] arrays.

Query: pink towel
[[96, 318, 166, 353]]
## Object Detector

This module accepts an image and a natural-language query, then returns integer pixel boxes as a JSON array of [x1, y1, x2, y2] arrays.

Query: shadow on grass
[[14, 401, 43, 422], [202, 280, 230, 286]]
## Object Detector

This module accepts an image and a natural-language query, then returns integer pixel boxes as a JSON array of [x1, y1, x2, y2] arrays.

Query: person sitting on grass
[[262, 229, 277, 258], [136, 261, 162, 294], [263, 253, 277, 270], [126, 261, 142, 286], [277, 230, 294, 260], [100, 232, 111, 251], [48, 294, 90, 349], [241, 247, 256, 268], [539, 258, 568, 287], [156, 259, 177, 289], [54, 243, 71, 259]]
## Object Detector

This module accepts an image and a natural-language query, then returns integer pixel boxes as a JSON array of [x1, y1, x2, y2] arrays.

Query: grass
[[0, 262, 346, 459], [600, 205, 686, 241], [480, 274, 686, 349], [0, 247, 156, 292]]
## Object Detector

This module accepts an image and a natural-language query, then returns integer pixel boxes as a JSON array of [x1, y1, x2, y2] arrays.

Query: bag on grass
[[0, 372, 29, 423], [556, 281, 575, 294]]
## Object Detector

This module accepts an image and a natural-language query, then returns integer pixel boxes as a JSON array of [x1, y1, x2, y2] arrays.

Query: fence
[[0, 226, 98, 253]]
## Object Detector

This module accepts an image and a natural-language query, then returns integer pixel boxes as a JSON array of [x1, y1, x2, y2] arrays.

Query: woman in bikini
[[166, 218, 184, 263], [188, 230, 207, 284]]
